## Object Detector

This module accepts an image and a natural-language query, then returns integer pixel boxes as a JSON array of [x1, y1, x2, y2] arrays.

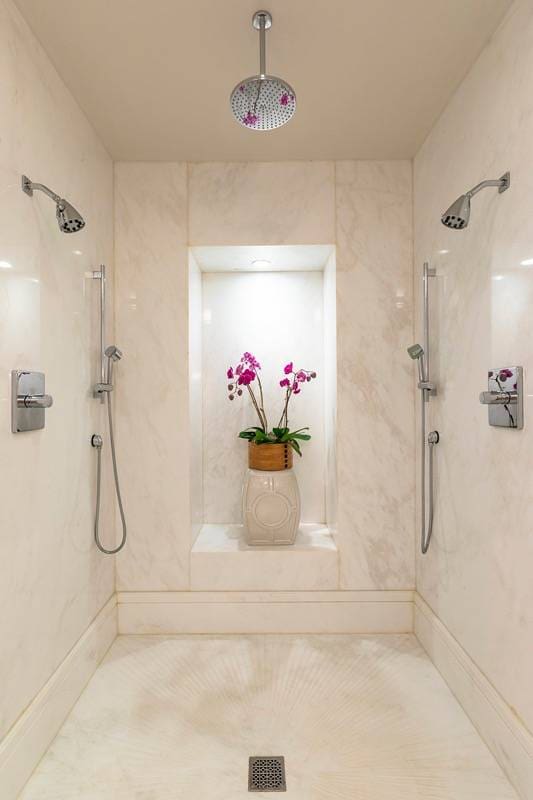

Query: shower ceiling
[[13, 0, 512, 162]]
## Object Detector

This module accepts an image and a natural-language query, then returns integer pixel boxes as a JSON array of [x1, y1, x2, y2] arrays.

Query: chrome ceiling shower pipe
[[230, 10, 296, 131], [21, 175, 85, 233], [407, 262, 439, 554], [441, 171, 510, 229]]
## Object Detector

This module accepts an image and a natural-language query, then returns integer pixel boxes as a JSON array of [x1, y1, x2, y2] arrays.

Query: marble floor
[[20, 634, 518, 799]]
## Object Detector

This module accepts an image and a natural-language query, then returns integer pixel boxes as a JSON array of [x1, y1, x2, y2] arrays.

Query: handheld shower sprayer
[[408, 263, 439, 554], [105, 345, 123, 362], [407, 343, 426, 385], [22, 175, 85, 233], [441, 172, 510, 230]]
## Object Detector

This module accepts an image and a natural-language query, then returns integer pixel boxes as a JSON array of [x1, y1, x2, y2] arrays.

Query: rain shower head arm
[[253, 10, 272, 78], [468, 172, 510, 198], [259, 16, 266, 76], [21, 176, 61, 204]]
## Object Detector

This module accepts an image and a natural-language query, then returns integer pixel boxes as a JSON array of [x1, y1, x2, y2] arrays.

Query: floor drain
[[248, 756, 286, 792]]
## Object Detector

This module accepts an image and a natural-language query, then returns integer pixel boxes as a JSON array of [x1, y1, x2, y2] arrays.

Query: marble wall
[[0, 0, 114, 744], [115, 160, 414, 591], [188, 252, 203, 543], [114, 162, 191, 590], [336, 161, 414, 589], [414, 0, 533, 742], [323, 251, 337, 532]]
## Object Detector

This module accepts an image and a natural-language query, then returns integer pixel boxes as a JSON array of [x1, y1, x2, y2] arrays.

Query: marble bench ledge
[[190, 523, 338, 591]]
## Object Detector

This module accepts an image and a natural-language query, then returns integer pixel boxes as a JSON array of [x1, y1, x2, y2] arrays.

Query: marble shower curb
[[415, 592, 533, 800], [0, 595, 117, 800], [117, 589, 414, 634]]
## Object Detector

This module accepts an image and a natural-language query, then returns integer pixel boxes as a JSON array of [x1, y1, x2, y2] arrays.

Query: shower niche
[[188, 245, 338, 591]]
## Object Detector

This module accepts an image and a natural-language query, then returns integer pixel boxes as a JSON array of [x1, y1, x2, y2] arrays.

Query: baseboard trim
[[0, 595, 117, 800], [117, 590, 414, 634], [415, 593, 533, 800]]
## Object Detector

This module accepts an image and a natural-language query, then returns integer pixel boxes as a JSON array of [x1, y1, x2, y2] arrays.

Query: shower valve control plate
[[11, 370, 53, 433], [480, 366, 523, 429]]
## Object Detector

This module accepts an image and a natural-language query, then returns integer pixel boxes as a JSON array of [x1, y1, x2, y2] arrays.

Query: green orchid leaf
[[289, 439, 302, 456], [272, 427, 289, 438]]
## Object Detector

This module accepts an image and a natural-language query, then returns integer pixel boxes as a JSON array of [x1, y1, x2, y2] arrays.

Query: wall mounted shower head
[[230, 10, 296, 130], [105, 345, 123, 362], [22, 175, 85, 233], [441, 172, 510, 230], [56, 199, 85, 233], [441, 194, 471, 230]]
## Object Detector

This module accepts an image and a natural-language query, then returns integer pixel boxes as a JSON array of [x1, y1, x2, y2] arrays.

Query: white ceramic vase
[[242, 468, 301, 545]]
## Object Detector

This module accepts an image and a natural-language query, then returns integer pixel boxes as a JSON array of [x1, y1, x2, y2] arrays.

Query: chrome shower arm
[[21, 176, 62, 204], [253, 11, 272, 78], [468, 172, 510, 197], [259, 15, 266, 76]]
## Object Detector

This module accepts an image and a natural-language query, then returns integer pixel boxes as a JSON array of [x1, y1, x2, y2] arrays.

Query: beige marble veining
[[335, 161, 415, 590], [414, 0, 533, 745], [188, 252, 203, 545], [188, 161, 336, 246], [323, 251, 338, 534], [0, 0, 114, 745], [114, 162, 191, 590], [190, 524, 338, 591], [19, 634, 518, 799]]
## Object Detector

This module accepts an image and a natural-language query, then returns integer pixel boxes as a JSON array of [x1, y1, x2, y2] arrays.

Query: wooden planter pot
[[248, 441, 293, 471]]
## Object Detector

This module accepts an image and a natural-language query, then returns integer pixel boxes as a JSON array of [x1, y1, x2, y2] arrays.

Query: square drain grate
[[248, 756, 286, 792]]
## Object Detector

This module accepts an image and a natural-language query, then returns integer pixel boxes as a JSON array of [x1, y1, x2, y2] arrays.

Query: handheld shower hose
[[92, 353, 127, 555]]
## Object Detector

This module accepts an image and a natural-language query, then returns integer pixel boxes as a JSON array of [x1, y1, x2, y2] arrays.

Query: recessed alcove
[[188, 244, 338, 590]]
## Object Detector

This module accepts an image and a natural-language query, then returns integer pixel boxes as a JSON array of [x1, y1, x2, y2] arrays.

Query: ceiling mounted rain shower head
[[22, 175, 85, 233], [230, 10, 296, 131], [441, 172, 510, 230]]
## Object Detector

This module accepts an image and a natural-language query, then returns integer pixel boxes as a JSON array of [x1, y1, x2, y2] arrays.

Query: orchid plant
[[227, 352, 317, 456]]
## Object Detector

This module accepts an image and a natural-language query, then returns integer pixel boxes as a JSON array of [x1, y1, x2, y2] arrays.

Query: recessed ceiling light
[[520, 257, 533, 266], [73, 249, 83, 256], [438, 249, 449, 255], [492, 275, 504, 281], [0, 260, 13, 269], [251, 259, 271, 269]]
